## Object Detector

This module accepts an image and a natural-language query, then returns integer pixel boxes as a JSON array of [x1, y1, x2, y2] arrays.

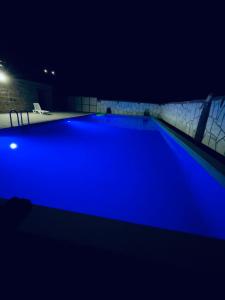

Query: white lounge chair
[[33, 103, 50, 114]]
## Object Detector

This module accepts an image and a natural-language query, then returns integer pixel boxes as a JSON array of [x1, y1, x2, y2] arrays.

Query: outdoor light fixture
[[43, 69, 55, 76], [9, 143, 18, 150], [0, 70, 9, 83]]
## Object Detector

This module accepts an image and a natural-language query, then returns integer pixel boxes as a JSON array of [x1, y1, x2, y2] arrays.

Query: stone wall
[[96, 99, 204, 138], [68, 95, 225, 157], [202, 97, 225, 156], [0, 78, 53, 113], [160, 101, 204, 138], [97, 100, 161, 118]]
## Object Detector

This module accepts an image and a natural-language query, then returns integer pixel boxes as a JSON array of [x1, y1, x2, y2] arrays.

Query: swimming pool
[[1, 114, 225, 240]]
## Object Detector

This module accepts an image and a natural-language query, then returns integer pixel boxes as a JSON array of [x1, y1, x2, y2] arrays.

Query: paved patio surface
[[0, 112, 88, 129]]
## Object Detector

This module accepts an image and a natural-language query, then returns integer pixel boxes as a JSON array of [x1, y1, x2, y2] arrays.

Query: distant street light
[[43, 69, 48, 74], [51, 70, 55, 75]]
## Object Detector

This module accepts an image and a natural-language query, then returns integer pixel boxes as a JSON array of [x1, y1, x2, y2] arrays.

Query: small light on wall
[[43, 69, 48, 74], [9, 143, 18, 150], [51, 70, 55, 75]]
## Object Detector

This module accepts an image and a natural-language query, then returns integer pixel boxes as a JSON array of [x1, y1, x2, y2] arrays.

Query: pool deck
[[0, 112, 88, 129]]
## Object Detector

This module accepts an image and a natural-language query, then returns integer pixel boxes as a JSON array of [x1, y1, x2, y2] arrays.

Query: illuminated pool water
[[0, 114, 225, 239]]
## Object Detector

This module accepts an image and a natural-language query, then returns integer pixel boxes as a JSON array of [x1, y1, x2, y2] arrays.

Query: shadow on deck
[[0, 197, 225, 297]]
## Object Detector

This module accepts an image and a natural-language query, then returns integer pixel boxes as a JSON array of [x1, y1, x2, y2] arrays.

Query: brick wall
[[0, 78, 53, 113]]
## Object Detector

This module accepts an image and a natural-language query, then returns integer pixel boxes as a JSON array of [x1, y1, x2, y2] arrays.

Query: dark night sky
[[1, 2, 225, 104]]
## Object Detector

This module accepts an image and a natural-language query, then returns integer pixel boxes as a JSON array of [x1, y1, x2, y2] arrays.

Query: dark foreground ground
[[1, 198, 225, 298]]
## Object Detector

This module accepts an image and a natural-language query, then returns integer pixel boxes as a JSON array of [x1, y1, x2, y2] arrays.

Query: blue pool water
[[1, 114, 225, 239]]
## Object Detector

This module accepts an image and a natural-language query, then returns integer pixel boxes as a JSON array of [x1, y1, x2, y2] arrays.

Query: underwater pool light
[[9, 143, 18, 150]]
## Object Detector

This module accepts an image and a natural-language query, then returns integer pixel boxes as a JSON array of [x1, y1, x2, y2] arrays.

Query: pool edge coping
[[0, 113, 92, 131], [154, 118, 225, 188]]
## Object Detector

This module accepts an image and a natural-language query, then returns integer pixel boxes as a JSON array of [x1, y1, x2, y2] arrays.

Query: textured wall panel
[[202, 98, 225, 156]]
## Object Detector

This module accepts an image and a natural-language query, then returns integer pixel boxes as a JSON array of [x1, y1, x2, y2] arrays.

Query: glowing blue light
[[67, 120, 71, 123], [10, 143, 18, 150]]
